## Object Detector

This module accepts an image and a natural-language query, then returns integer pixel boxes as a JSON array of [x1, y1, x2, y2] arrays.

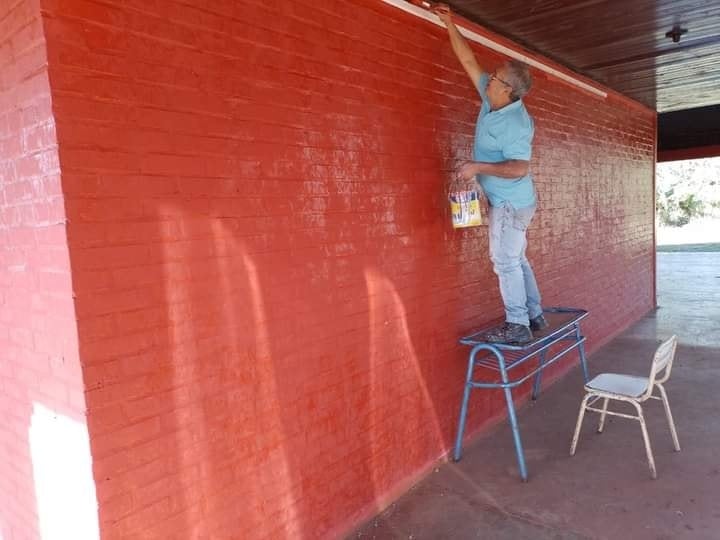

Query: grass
[[656, 243, 720, 252]]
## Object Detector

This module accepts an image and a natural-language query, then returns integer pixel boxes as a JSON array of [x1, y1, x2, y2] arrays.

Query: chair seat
[[585, 373, 649, 398]]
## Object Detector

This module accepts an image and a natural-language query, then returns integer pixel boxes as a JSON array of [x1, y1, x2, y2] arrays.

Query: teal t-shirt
[[474, 73, 536, 208]]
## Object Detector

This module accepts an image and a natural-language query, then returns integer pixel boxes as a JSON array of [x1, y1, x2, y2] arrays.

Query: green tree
[[656, 158, 720, 227]]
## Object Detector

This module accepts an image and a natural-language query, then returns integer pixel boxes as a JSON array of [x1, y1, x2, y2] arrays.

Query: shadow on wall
[[364, 268, 446, 496], [124, 193, 452, 538], [156, 212, 304, 537]]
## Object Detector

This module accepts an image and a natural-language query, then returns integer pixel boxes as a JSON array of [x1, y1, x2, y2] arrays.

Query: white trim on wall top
[[380, 0, 608, 99]]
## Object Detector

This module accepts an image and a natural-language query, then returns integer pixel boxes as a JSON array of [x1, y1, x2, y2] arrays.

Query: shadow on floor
[[656, 243, 720, 253]]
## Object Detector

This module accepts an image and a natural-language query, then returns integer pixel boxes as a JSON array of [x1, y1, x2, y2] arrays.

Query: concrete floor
[[352, 253, 720, 540]]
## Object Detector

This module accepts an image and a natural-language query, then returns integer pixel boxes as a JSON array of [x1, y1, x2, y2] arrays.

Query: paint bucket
[[449, 190, 482, 228]]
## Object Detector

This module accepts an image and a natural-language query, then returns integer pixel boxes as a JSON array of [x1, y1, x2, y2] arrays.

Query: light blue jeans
[[488, 202, 543, 326]]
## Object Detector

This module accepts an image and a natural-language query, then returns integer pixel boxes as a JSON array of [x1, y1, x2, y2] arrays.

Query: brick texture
[[40, 0, 657, 538], [0, 0, 94, 538]]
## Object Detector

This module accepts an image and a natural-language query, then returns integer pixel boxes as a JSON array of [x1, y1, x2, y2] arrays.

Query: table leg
[[497, 353, 528, 481], [503, 386, 528, 481], [575, 324, 589, 382], [531, 349, 547, 400], [453, 354, 476, 461]]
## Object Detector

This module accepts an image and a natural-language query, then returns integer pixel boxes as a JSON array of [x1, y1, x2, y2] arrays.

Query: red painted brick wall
[[0, 1, 95, 538], [40, 0, 655, 538]]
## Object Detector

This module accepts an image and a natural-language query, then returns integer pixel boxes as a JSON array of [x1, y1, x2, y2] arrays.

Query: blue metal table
[[453, 307, 589, 481]]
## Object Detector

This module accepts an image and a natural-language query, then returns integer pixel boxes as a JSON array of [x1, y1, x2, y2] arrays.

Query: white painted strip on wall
[[380, 0, 608, 99]]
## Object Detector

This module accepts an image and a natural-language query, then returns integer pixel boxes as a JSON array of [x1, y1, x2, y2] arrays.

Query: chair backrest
[[646, 335, 678, 391]]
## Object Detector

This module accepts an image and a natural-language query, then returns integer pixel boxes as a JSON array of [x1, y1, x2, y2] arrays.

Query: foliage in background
[[656, 158, 720, 227]]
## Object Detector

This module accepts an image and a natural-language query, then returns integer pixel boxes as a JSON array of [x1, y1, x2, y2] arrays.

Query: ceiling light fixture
[[665, 25, 688, 43]]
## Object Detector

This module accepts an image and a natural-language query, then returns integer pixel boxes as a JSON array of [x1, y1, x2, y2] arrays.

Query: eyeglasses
[[490, 72, 513, 90]]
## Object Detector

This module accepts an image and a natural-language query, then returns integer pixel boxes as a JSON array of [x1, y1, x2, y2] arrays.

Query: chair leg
[[570, 393, 591, 456], [597, 397, 609, 433], [656, 383, 681, 452], [632, 402, 657, 479]]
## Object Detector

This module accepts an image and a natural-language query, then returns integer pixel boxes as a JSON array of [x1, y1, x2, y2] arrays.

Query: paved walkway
[[353, 252, 720, 539]]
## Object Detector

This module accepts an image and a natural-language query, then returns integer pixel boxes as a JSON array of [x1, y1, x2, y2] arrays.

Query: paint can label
[[449, 191, 482, 228]]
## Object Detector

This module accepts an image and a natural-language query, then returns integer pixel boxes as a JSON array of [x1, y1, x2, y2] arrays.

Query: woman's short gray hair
[[504, 60, 532, 101]]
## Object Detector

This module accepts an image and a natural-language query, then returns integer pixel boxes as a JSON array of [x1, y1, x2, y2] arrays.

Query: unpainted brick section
[[42, 0, 655, 538], [0, 0, 89, 538]]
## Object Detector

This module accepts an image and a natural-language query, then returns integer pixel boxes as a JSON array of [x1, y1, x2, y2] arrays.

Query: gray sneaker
[[485, 322, 533, 344], [530, 314, 549, 331]]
